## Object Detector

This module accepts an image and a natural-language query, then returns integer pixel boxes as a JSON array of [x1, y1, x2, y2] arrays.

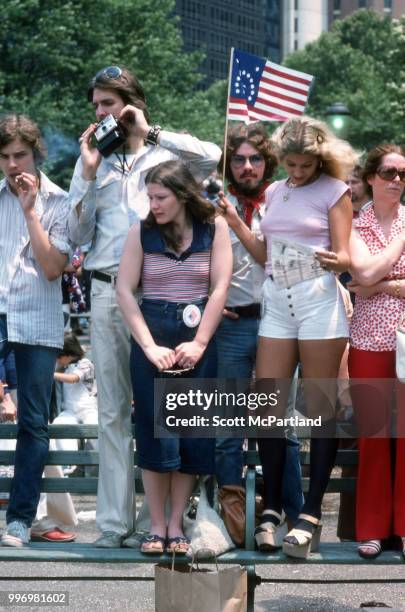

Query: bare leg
[[167, 471, 195, 538], [141, 469, 170, 549], [166, 471, 195, 552]]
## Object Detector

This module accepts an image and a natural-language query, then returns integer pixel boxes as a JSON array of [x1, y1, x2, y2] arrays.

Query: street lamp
[[325, 102, 351, 139]]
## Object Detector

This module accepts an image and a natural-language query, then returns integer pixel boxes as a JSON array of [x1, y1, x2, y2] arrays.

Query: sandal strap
[[141, 534, 166, 546], [298, 513, 321, 526], [359, 540, 381, 552], [167, 536, 189, 546], [285, 528, 312, 545], [262, 509, 282, 521]]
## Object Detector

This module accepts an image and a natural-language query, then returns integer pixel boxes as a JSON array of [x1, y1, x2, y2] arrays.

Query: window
[[333, 0, 340, 10], [358, 0, 367, 7], [294, 0, 298, 9], [384, 0, 392, 9], [294, 17, 298, 33]]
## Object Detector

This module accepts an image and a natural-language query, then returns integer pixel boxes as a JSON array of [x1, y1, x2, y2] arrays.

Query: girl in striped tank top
[[117, 161, 232, 554]]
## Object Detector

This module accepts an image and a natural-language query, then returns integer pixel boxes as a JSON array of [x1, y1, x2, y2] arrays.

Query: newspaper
[[271, 237, 327, 289]]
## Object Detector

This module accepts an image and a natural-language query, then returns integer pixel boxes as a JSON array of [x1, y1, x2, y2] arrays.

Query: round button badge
[[182, 304, 202, 328]]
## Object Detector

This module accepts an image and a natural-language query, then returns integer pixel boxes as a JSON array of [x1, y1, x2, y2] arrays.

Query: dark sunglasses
[[230, 154, 264, 168], [93, 66, 122, 82], [376, 166, 405, 182]]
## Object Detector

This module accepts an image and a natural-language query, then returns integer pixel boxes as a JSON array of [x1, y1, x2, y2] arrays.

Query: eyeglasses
[[376, 166, 405, 182], [230, 154, 264, 168], [93, 66, 122, 82]]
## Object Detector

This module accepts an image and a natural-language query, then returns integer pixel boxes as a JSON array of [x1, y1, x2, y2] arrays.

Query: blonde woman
[[218, 116, 358, 558]]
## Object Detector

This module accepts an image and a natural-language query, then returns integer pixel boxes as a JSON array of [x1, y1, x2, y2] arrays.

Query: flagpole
[[221, 47, 234, 186]]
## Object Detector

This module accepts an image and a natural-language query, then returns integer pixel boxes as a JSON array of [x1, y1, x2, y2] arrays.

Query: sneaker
[[1, 521, 30, 547], [122, 531, 144, 549], [93, 531, 124, 548], [31, 528, 76, 543]]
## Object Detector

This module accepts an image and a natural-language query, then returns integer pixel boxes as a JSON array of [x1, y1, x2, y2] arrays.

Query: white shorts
[[259, 274, 349, 340]]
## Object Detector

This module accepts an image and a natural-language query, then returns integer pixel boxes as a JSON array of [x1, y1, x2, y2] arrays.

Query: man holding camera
[[68, 65, 221, 548]]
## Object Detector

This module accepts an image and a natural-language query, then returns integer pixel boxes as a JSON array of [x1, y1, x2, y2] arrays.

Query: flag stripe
[[254, 100, 302, 117], [266, 59, 314, 82], [257, 90, 307, 109], [265, 63, 313, 86], [260, 75, 311, 97], [228, 49, 314, 124]]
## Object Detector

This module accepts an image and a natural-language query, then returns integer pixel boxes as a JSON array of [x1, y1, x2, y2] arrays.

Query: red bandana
[[228, 181, 270, 228]]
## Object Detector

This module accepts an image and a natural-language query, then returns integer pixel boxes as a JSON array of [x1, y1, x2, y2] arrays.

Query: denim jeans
[[0, 314, 58, 526], [131, 299, 216, 474], [215, 315, 304, 521]]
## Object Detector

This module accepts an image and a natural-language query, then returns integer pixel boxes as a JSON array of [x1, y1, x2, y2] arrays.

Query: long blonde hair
[[271, 116, 359, 181]]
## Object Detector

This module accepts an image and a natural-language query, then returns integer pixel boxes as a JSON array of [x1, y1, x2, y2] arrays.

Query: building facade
[[175, 0, 282, 84], [175, 0, 404, 84], [328, 0, 404, 26]]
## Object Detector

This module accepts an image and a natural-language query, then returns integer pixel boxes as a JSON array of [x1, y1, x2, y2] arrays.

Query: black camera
[[203, 176, 223, 205], [93, 114, 126, 157]]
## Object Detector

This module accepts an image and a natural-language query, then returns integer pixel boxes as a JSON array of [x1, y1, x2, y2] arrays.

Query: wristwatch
[[145, 125, 162, 146]]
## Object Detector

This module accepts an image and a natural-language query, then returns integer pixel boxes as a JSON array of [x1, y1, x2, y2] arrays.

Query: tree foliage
[[0, 0, 225, 185], [284, 10, 405, 151]]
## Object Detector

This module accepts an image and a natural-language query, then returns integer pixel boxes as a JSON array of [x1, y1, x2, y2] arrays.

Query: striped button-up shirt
[[68, 130, 221, 273], [0, 172, 71, 348]]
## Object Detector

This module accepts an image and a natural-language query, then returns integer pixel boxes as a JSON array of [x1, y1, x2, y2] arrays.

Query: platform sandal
[[282, 513, 322, 559], [254, 509, 288, 552]]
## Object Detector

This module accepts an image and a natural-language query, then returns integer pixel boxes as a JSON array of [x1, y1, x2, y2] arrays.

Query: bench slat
[[0, 542, 400, 564]]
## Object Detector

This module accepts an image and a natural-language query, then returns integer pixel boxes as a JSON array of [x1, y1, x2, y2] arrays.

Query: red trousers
[[348, 347, 405, 540]]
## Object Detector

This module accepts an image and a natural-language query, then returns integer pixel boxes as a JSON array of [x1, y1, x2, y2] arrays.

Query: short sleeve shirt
[[350, 205, 405, 351]]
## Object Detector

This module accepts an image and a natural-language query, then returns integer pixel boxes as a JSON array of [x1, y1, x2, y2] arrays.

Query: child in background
[[53, 333, 98, 458]]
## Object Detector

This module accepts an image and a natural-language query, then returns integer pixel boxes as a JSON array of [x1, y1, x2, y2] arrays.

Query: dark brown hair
[[362, 143, 405, 196], [221, 123, 277, 186], [87, 65, 150, 123], [0, 114, 46, 163], [144, 160, 216, 252], [58, 333, 85, 362]]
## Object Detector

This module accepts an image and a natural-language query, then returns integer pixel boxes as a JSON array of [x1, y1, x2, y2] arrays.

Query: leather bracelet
[[145, 125, 162, 146]]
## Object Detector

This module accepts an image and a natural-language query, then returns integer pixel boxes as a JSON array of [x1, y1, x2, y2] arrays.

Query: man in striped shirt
[[0, 114, 71, 547], [68, 66, 221, 548]]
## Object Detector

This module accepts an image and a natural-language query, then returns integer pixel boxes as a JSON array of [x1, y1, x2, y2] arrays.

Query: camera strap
[[114, 146, 131, 175]]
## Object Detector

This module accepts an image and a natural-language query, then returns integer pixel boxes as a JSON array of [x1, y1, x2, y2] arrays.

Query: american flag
[[228, 48, 314, 123]]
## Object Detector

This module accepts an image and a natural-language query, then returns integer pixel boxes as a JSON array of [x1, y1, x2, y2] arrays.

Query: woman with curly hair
[[218, 115, 358, 558]]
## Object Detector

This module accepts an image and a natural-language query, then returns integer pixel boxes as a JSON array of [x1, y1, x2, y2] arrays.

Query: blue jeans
[[215, 315, 304, 521], [0, 314, 58, 526], [131, 299, 216, 474]]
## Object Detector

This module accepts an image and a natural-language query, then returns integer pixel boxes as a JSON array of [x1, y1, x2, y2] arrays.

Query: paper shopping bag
[[155, 560, 247, 612]]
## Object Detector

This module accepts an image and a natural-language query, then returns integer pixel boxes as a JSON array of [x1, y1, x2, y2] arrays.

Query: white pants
[[52, 409, 98, 452], [31, 465, 78, 534], [91, 278, 136, 535]]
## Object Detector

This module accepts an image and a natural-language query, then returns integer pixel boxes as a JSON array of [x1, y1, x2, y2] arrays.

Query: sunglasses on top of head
[[376, 166, 405, 182], [92, 66, 122, 84]]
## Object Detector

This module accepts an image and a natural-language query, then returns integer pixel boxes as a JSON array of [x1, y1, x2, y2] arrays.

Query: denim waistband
[[140, 298, 208, 319]]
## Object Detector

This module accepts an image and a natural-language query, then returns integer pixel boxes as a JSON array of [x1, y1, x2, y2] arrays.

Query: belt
[[226, 303, 261, 318], [91, 271, 117, 286]]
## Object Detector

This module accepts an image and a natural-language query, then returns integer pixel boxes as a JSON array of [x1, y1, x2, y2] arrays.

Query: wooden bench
[[0, 424, 402, 612]]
